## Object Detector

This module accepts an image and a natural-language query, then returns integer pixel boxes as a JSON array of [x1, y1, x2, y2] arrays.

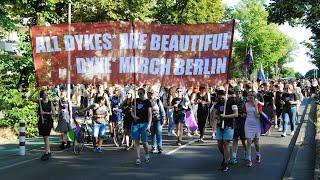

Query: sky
[[223, 0, 317, 75]]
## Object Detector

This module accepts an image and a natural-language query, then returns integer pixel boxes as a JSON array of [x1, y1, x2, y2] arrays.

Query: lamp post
[[67, 0, 72, 100]]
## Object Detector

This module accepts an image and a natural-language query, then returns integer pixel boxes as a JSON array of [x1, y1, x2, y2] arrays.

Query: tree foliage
[[266, 0, 320, 69], [229, 0, 296, 78]]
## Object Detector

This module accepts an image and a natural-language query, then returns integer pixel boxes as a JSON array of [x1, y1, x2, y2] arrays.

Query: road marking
[[0, 157, 39, 171], [165, 139, 197, 155]]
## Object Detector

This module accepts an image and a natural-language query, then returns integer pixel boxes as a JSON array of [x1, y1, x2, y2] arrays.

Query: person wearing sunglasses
[[212, 88, 238, 172], [280, 84, 299, 137], [147, 88, 166, 154], [120, 89, 135, 151], [229, 85, 247, 165], [130, 88, 152, 165], [170, 88, 189, 146]]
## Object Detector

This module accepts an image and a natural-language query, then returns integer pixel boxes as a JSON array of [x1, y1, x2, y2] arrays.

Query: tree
[[152, 0, 225, 24], [280, 67, 295, 78], [266, 0, 320, 69], [0, 0, 227, 137], [305, 69, 319, 79], [229, 0, 296, 78]]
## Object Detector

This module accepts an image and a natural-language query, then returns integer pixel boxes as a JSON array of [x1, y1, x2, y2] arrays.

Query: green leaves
[[230, 0, 295, 79], [267, 0, 320, 70]]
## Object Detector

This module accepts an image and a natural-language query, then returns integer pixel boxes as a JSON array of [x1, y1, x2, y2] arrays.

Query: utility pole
[[67, 0, 72, 100]]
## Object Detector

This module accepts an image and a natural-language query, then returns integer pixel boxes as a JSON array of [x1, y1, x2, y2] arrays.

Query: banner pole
[[67, 0, 72, 101], [132, 21, 137, 116]]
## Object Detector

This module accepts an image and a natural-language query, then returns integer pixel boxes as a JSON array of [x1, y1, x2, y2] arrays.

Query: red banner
[[29, 20, 235, 86]]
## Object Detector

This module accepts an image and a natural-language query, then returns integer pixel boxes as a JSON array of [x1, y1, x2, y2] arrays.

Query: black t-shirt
[[216, 97, 238, 129], [275, 90, 283, 107], [261, 90, 274, 105], [281, 93, 297, 108], [134, 98, 152, 124], [171, 97, 185, 117]]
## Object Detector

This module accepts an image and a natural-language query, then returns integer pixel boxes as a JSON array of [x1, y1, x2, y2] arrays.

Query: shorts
[[173, 113, 185, 124], [233, 125, 246, 140], [38, 119, 53, 137], [216, 127, 234, 141], [93, 123, 107, 138], [131, 122, 148, 142]]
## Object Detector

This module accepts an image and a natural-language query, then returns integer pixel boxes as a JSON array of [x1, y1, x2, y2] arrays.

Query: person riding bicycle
[[78, 96, 109, 153]]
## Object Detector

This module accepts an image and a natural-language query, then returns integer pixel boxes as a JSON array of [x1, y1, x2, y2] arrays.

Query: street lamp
[[67, 0, 72, 101]]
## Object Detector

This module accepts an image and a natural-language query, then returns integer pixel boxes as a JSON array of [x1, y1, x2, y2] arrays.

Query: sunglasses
[[138, 92, 144, 95]]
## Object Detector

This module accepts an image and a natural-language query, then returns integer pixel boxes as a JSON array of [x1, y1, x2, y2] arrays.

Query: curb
[[314, 104, 320, 180], [283, 99, 316, 179]]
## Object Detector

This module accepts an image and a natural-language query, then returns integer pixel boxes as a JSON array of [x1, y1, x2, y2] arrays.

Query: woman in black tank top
[[196, 85, 211, 142]]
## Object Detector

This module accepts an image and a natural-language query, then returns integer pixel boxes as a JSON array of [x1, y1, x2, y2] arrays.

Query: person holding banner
[[213, 88, 238, 172], [244, 91, 262, 167], [195, 85, 211, 142], [130, 88, 152, 165], [29, 89, 54, 161]]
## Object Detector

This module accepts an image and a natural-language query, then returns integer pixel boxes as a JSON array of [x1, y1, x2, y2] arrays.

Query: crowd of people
[[30, 77, 319, 171]]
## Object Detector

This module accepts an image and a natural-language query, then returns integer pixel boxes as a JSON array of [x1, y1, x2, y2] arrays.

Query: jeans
[[166, 108, 175, 133], [151, 120, 163, 150], [282, 106, 297, 134]]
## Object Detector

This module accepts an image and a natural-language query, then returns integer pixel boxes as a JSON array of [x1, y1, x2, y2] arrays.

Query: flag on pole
[[244, 46, 253, 68], [257, 63, 266, 83]]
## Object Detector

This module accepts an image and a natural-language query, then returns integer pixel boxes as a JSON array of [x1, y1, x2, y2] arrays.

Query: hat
[[234, 85, 241, 92]]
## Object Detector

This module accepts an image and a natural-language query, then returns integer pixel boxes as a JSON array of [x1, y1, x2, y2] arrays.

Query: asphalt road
[[0, 100, 311, 180]]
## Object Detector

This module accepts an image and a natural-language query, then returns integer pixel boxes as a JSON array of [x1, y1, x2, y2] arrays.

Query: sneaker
[[281, 133, 286, 137], [194, 132, 200, 136], [187, 133, 192, 137], [157, 149, 162, 154], [172, 132, 178, 137], [278, 127, 283, 132], [145, 154, 150, 163], [290, 131, 295, 136], [176, 140, 182, 146], [256, 154, 261, 163], [40, 153, 50, 161], [92, 147, 97, 152], [261, 133, 266, 136], [196, 139, 204, 143], [222, 165, 230, 172], [246, 160, 252, 167], [229, 158, 238, 165], [212, 133, 216, 139], [135, 158, 141, 165], [96, 148, 102, 153], [275, 125, 279, 129], [150, 148, 157, 154]]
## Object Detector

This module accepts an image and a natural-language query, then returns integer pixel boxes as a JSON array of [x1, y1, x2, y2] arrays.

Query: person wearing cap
[[212, 89, 238, 172], [229, 85, 247, 165]]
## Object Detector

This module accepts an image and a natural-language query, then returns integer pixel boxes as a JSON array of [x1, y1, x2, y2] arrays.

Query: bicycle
[[71, 116, 93, 154]]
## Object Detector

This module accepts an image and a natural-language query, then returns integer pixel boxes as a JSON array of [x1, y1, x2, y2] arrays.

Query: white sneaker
[[135, 158, 141, 165], [278, 127, 283, 132], [187, 133, 192, 137], [145, 154, 150, 163], [172, 132, 177, 137], [281, 133, 286, 137], [290, 131, 295, 136], [275, 125, 279, 129]]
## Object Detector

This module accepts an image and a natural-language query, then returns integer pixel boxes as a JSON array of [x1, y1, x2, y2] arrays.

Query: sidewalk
[[0, 136, 61, 157], [283, 99, 316, 179]]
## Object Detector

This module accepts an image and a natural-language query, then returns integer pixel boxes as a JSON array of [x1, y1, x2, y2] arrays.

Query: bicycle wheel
[[73, 127, 86, 154]]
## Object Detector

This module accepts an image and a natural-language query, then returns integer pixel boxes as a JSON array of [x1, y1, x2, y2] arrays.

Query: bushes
[[0, 88, 38, 138]]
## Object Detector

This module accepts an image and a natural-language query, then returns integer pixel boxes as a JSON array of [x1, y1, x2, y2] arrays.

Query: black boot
[[59, 142, 66, 150], [65, 141, 71, 149]]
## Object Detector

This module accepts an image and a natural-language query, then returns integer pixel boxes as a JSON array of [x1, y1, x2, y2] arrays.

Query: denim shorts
[[131, 122, 148, 142], [216, 127, 234, 141], [93, 123, 107, 138]]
